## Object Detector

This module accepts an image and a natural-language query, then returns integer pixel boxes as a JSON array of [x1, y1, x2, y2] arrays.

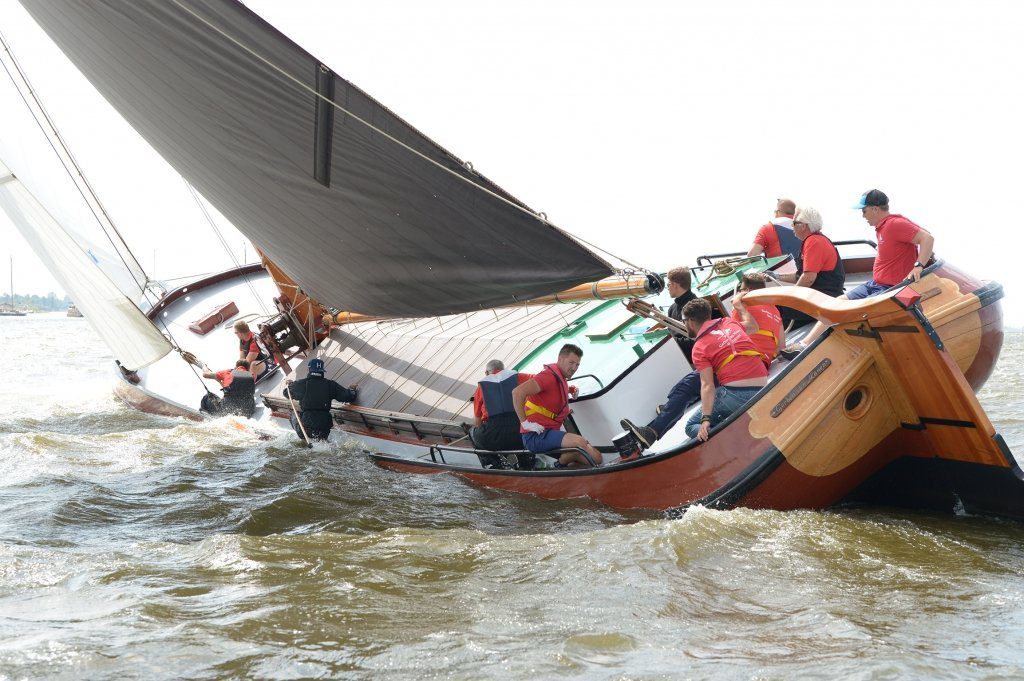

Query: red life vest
[[523, 364, 571, 430]]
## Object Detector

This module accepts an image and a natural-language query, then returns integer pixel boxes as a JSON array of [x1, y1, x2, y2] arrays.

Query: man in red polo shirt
[[512, 344, 602, 467], [788, 191, 935, 353], [746, 197, 802, 261], [682, 299, 768, 442], [731, 273, 784, 367], [846, 189, 934, 299]]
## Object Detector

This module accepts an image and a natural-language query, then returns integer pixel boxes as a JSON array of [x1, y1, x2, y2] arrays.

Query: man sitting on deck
[[470, 359, 534, 469], [512, 344, 603, 468], [285, 358, 358, 442], [683, 298, 768, 442], [769, 205, 846, 330], [746, 197, 802, 261], [234, 320, 276, 381], [200, 359, 256, 418], [619, 275, 780, 452]]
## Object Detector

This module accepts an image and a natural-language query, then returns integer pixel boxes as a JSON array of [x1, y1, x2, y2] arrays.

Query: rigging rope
[[183, 181, 270, 316], [0, 30, 156, 306]]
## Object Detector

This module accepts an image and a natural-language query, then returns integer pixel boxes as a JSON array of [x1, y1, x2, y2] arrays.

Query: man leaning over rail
[[512, 344, 602, 468]]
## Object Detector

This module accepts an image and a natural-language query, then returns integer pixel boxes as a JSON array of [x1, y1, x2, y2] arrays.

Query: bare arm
[[795, 271, 818, 287], [731, 293, 758, 335], [512, 379, 541, 423], [697, 367, 716, 442], [909, 230, 935, 281], [746, 243, 765, 258]]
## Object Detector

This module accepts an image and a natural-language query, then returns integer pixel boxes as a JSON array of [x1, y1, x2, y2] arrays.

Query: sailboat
[[3, 0, 1020, 519], [0, 256, 26, 316]]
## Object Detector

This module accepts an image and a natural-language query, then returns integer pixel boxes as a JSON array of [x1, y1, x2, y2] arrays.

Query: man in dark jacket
[[285, 358, 358, 441], [200, 359, 256, 418]]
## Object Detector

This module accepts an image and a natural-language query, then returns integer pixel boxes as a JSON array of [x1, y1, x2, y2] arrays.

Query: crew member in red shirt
[[731, 273, 784, 367], [512, 343, 602, 468], [772, 205, 846, 329], [746, 197, 802, 261], [847, 189, 934, 298], [234, 319, 273, 379], [791, 190, 935, 352], [682, 299, 768, 442]]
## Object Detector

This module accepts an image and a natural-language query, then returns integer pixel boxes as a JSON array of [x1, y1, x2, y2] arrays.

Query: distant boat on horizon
[[1, 256, 26, 317], [66, 303, 83, 318]]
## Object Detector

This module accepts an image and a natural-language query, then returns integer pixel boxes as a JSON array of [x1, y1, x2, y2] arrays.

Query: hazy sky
[[1, 0, 1021, 326]]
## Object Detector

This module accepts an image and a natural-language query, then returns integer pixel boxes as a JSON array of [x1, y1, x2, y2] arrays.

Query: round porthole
[[844, 385, 872, 419]]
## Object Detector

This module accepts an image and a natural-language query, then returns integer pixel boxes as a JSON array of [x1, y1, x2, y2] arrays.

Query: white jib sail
[[0, 160, 172, 370]]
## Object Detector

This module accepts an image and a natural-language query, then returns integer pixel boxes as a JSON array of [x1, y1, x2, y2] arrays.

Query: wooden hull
[[371, 268, 1022, 518]]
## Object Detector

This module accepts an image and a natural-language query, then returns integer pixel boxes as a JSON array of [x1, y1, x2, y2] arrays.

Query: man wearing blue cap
[[285, 358, 358, 441], [784, 189, 935, 353], [848, 189, 934, 298]]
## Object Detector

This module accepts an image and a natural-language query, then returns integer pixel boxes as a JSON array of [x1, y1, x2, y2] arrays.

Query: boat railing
[[262, 394, 469, 441], [695, 240, 878, 268], [424, 442, 599, 469]]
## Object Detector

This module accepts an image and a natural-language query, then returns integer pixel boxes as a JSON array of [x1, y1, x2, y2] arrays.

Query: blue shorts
[[522, 429, 566, 453], [846, 279, 891, 300]]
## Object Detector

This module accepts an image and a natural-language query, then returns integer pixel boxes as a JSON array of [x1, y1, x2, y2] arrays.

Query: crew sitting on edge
[[792, 189, 934, 350], [619, 275, 779, 452], [746, 197, 802, 261], [470, 359, 535, 469], [770, 205, 846, 330], [683, 298, 768, 442], [730, 273, 784, 367], [512, 343, 602, 468]]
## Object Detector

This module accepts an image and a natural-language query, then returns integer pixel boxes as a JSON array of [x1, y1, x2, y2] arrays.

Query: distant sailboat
[[0, 256, 26, 316]]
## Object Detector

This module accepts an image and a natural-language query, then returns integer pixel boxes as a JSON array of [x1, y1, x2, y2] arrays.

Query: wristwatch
[[913, 261, 923, 268]]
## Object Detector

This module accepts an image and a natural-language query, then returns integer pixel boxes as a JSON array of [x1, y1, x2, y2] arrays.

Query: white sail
[[0, 160, 172, 370]]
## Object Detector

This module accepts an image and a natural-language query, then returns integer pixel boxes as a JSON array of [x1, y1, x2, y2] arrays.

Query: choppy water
[[1, 314, 1022, 680]]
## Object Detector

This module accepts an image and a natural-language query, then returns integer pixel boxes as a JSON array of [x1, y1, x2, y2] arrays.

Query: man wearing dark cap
[[847, 189, 934, 299], [786, 189, 935, 352]]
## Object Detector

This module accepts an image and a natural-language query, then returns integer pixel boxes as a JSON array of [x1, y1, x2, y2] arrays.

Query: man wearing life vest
[[620, 283, 778, 453], [682, 298, 768, 442], [512, 344, 603, 468], [746, 198, 802, 261], [234, 319, 274, 380], [470, 359, 535, 468], [771, 205, 846, 329], [200, 359, 256, 418], [285, 358, 358, 441], [730, 273, 784, 367]]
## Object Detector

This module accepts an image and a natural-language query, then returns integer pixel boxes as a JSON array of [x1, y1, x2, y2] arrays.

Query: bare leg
[[250, 359, 266, 379], [559, 433, 603, 467]]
